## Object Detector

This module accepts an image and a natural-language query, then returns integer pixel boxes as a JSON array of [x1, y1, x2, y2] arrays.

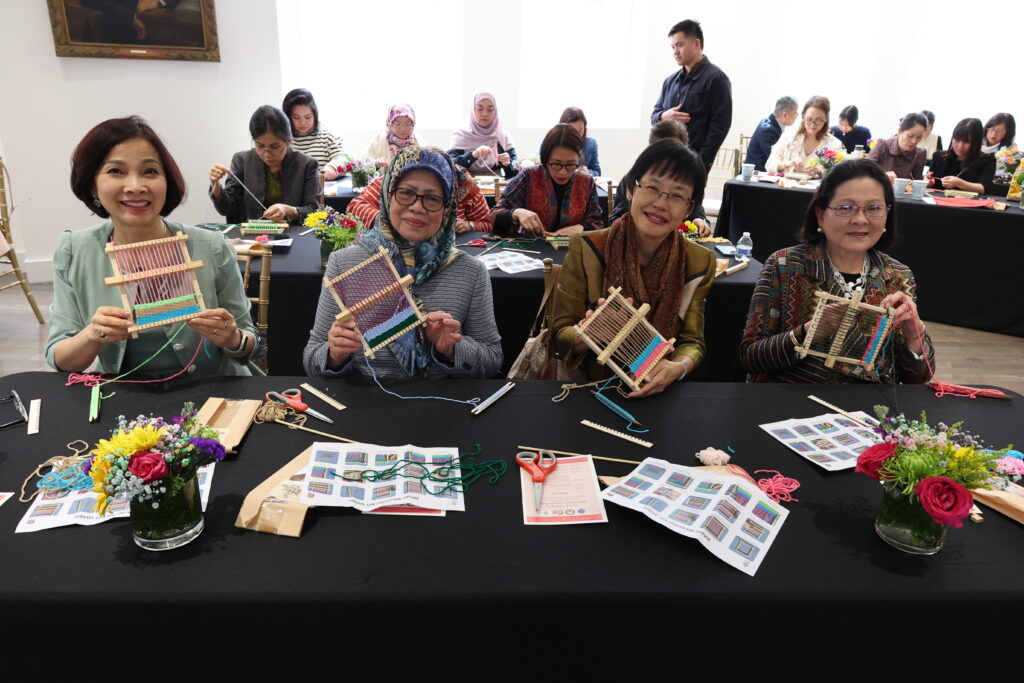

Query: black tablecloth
[[1, 372, 1022, 677], [265, 231, 758, 382], [716, 179, 1024, 336]]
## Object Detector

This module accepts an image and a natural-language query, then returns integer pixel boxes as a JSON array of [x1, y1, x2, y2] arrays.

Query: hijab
[[385, 103, 418, 159], [449, 89, 515, 173]]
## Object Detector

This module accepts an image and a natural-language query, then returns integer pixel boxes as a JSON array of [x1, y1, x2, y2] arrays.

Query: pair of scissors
[[458, 238, 487, 248], [516, 450, 557, 511], [265, 388, 333, 424]]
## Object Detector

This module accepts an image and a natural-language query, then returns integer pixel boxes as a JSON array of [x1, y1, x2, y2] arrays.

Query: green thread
[[329, 444, 506, 496], [133, 294, 197, 312], [366, 314, 421, 349], [98, 322, 190, 391]]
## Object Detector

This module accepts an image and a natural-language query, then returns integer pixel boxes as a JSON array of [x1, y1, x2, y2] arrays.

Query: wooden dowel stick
[[516, 445, 642, 465], [806, 395, 876, 428]]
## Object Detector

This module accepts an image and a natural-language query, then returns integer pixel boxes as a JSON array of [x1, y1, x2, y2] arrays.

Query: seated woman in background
[[303, 147, 502, 379], [928, 118, 995, 195], [740, 159, 933, 384], [282, 88, 347, 180], [918, 110, 943, 157], [830, 105, 872, 154], [348, 163, 491, 234], [209, 105, 319, 224], [559, 107, 601, 176], [490, 124, 603, 237], [448, 90, 518, 178], [48, 116, 259, 376], [551, 140, 715, 398], [867, 112, 928, 180], [365, 104, 427, 165], [766, 96, 843, 176], [609, 120, 710, 236], [981, 113, 1015, 154]]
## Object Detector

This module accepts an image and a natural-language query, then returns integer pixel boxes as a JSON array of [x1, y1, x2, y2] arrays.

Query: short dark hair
[[249, 105, 292, 142], [70, 116, 186, 218], [899, 112, 928, 132], [920, 110, 936, 127], [623, 140, 707, 215], [668, 19, 703, 47], [774, 96, 798, 117], [802, 159, 896, 250], [282, 88, 319, 135], [558, 107, 588, 137], [540, 124, 584, 166], [649, 119, 688, 145], [944, 118, 984, 166], [839, 105, 859, 126], [984, 112, 1016, 147]]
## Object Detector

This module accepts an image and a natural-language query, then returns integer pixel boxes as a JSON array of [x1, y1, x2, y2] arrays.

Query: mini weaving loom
[[322, 246, 426, 358], [796, 290, 893, 370], [240, 219, 288, 236], [104, 232, 205, 338], [573, 286, 674, 391], [545, 234, 571, 250]]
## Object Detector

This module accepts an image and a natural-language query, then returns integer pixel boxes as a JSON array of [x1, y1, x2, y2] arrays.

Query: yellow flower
[[304, 211, 327, 228], [95, 490, 109, 516], [92, 424, 165, 460]]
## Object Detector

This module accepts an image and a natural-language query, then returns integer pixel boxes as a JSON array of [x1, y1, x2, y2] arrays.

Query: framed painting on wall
[[46, 0, 220, 61]]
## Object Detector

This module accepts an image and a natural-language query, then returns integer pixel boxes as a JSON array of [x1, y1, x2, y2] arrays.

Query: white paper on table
[[15, 463, 216, 533], [521, 455, 608, 525], [365, 504, 446, 517], [922, 196, 937, 205], [0, 492, 12, 509], [233, 238, 293, 247], [716, 244, 736, 255], [479, 251, 545, 273], [602, 458, 788, 576], [759, 412, 879, 471], [298, 443, 465, 512]]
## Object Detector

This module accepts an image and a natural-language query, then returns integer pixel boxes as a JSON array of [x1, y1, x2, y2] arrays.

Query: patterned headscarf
[[359, 146, 460, 286], [385, 104, 418, 159]]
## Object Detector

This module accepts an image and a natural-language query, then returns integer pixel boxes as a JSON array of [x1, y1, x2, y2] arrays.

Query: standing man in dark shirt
[[651, 19, 732, 170], [745, 96, 798, 172]]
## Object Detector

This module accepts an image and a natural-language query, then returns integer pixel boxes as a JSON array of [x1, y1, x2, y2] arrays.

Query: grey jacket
[[210, 148, 319, 223]]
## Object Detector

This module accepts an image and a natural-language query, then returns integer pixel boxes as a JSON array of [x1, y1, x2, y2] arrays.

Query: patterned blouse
[[347, 176, 491, 232], [740, 243, 934, 383]]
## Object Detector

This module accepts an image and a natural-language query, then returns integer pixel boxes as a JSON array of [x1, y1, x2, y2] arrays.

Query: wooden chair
[[702, 147, 738, 218], [739, 134, 753, 165], [236, 246, 272, 373], [0, 158, 44, 324], [605, 180, 616, 219]]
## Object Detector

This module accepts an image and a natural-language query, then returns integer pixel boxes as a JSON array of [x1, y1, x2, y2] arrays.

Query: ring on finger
[[222, 320, 228, 330], [97, 327, 107, 339]]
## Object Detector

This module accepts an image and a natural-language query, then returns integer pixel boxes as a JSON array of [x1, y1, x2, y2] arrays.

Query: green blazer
[[552, 228, 715, 381], [45, 221, 259, 376]]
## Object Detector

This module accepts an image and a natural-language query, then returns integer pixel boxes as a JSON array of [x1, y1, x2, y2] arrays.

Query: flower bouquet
[[808, 147, 847, 176], [855, 406, 1015, 554], [334, 157, 377, 190], [89, 404, 225, 550], [304, 208, 365, 266], [995, 145, 1022, 183], [679, 220, 700, 241]]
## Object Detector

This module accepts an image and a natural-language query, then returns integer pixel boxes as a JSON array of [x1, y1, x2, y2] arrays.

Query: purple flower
[[189, 437, 226, 462]]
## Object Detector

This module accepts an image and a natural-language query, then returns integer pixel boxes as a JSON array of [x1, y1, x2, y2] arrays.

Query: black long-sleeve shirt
[[650, 56, 733, 170]]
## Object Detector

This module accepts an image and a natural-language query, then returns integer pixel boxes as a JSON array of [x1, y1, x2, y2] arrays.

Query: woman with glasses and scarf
[[209, 105, 319, 224], [740, 159, 933, 383], [765, 96, 843, 176], [490, 124, 604, 237], [550, 140, 715, 398], [365, 103, 427, 165], [303, 147, 502, 379]]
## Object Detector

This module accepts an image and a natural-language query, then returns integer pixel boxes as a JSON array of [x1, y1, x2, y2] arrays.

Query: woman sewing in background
[[48, 116, 259, 376], [304, 147, 502, 379], [766, 96, 843, 176], [490, 124, 603, 237], [740, 159, 933, 384], [282, 87, 347, 180], [348, 163, 491, 234], [364, 104, 427, 165], [558, 107, 601, 176], [830, 105, 872, 154], [551, 140, 715, 398], [867, 112, 928, 180], [928, 118, 995, 195], [448, 90, 518, 178], [209, 105, 319, 224]]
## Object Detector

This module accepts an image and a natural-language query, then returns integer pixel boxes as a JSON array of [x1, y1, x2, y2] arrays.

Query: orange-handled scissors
[[516, 450, 557, 511], [265, 388, 333, 424]]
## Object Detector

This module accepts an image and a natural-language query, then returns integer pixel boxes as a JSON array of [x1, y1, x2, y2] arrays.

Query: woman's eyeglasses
[[634, 181, 694, 209], [547, 161, 580, 172], [394, 187, 445, 212], [804, 117, 826, 126], [826, 204, 889, 219]]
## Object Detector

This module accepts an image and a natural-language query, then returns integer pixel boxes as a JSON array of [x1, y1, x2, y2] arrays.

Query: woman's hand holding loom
[[879, 291, 925, 354], [189, 308, 243, 351], [424, 311, 462, 359], [327, 318, 363, 369], [90, 306, 133, 343], [628, 357, 689, 398]]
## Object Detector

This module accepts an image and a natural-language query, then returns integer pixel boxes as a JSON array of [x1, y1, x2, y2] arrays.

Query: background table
[[715, 179, 1024, 336], [262, 230, 758, 382], [1, 372, 1021, 677]]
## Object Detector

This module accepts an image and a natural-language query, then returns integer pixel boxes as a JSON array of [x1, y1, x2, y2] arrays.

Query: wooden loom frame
[[240, 219, 288, 236], [321, 246, 426, 359], [795, 290, 893, 370], [573, 286, 674, 391], [104, 232, 205, 338], [545, 234, 571, 250]]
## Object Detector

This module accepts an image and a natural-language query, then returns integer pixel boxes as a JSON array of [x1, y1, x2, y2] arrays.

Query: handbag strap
[[528, 272, 556, 337]]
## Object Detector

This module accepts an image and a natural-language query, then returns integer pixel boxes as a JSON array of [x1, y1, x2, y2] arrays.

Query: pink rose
[[128, 451, 169, 484], [855, 442, 897, 480], [915, 476, 973, 527]]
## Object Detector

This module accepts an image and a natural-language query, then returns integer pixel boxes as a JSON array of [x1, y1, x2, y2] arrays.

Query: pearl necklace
[[827, 252, 869, 298]]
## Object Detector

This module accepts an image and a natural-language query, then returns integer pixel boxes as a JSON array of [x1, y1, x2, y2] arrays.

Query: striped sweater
[[348, 176, 492, 232], [291, 128, 346, 170], [303, 243, 502, 379], [740, 243, 934, 384]]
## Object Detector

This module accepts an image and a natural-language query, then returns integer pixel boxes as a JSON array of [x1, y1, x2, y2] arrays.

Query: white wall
[[2, 0, 1020, 284]]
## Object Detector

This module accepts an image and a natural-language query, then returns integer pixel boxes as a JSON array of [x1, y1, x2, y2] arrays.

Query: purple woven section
[[330, 255, 410, 330]]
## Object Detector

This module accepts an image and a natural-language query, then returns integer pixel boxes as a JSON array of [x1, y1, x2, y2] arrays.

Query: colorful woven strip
[[365, 308, 420, 349], [136, 304, 201, 327]]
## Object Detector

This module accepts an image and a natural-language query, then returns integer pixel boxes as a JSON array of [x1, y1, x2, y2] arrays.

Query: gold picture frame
[[47, 0, 220, 62]]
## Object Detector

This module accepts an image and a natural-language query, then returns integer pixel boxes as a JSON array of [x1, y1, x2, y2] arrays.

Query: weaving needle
[[226, 169, 269, 213]]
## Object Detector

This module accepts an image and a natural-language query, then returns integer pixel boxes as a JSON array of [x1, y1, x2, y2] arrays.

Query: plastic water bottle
[[736, 232, 753, 262]]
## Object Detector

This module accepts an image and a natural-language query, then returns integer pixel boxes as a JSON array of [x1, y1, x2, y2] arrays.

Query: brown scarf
[[602, 214, 685, 340]]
